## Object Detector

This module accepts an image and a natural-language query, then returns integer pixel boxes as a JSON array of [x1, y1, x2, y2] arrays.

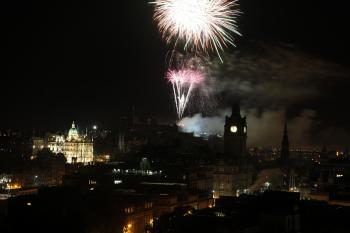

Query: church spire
[[231, 103, 241, 118], [283, 122, 288, 142], [281, 122, 290, 163]]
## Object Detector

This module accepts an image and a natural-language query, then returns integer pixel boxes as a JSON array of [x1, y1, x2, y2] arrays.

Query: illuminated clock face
[[244, 127, 247, 133], [230, 126, 238, 133]]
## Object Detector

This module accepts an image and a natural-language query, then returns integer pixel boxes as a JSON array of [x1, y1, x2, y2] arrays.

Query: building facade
[[213, 162, 253, 197], [35, 122, 94, 164]]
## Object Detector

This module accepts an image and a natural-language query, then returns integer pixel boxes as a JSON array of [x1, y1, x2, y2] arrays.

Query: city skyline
[[2, 0, 350, 145], [1, 2, 350, 233]]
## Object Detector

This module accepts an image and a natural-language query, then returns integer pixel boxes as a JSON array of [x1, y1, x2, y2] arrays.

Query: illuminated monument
[[48, 122, 93, 164], [224, 103, 247, 159]]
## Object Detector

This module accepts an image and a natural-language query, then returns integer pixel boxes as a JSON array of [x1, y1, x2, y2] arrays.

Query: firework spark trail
[[151, 0, 241, 61], [166, 69, 204, 119]]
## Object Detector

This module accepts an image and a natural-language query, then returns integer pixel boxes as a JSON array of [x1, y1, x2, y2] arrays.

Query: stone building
[[34, 122, 93, 164]]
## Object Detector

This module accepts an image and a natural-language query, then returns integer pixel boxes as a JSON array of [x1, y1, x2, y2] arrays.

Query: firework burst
[[166, 68, 204, 119], [151, 0, 241, 60]]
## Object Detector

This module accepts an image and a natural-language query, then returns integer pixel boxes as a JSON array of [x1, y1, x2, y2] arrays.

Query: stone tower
[[280, 123, 290, 163], [224, 103, 247, 159]]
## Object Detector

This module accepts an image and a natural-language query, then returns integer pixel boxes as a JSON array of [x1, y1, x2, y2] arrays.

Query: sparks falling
[[151, 0, 241, 60], [166, 69, 204, 119]]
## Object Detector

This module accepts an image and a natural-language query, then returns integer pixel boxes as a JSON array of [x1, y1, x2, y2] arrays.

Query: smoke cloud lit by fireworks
[[179, 108, 316, 147], [178, 42, 350, 147], [151, 0, 241, 59]]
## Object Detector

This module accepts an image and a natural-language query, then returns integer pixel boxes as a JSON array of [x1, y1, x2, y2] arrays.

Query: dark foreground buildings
[[152, 191, 350, 233]]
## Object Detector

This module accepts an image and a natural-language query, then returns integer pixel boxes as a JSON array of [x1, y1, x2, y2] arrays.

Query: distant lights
[[114, 180, 123, 185], [289, 187, 299, 192], [123, 222, 133, 233], [336, 174, 344, 178], [111, 168, 162, 176], [186, 210, 193, 215], [0, 175, 11, 184], [214, 212, 225, 217], [6, 183, 21, 190]]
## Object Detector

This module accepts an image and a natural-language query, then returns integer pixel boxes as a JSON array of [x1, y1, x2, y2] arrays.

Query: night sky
[[2, 0, 350, 136]]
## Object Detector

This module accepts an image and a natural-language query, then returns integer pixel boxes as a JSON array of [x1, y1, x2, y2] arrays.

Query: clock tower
[[224, 103, 247, 159]]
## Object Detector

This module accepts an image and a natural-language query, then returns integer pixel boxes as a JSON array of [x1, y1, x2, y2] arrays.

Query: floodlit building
[[34, 122, 94, 164]]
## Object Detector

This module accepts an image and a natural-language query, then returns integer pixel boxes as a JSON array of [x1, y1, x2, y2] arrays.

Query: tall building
[[213, 103, 253, 197], [47, 122, 94, 164], [224, 103, 247, 159], [280, 123, 290, 163], [320, 144, 328, 164]]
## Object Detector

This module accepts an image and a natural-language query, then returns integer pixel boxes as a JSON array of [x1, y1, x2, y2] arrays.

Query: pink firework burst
[[166, 69, 204, 119]]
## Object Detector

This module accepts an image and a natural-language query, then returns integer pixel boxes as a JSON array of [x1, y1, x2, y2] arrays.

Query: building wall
[[124, 202, 153, 233], [213, 164, 253, 197], [188, 167, 213, 192], [48, 140, 93, 164], [63, 141, 93, 164]]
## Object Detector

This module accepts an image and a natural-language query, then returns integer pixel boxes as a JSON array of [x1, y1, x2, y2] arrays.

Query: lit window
[[215, 212, 225, 217], [114, 180, 122, 185], [88, 180, 97, 185]]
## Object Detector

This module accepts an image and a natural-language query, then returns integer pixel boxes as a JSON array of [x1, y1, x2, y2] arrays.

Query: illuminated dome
[[67, 121, 80, 141]]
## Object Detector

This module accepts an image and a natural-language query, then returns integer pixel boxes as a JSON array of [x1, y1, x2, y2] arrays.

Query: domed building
[[47, 121, 93, 164], [67, 121, 80, 141]]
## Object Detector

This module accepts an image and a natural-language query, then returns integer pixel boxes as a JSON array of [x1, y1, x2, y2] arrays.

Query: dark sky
[[1, 0, 349, 131]]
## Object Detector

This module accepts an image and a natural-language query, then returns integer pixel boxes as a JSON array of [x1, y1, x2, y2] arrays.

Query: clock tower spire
[[224, 103, 247, 159], [280, 122, 290, 164]]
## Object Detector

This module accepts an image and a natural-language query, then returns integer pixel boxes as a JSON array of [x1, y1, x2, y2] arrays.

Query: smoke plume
[[180, 42, 350, 147]]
